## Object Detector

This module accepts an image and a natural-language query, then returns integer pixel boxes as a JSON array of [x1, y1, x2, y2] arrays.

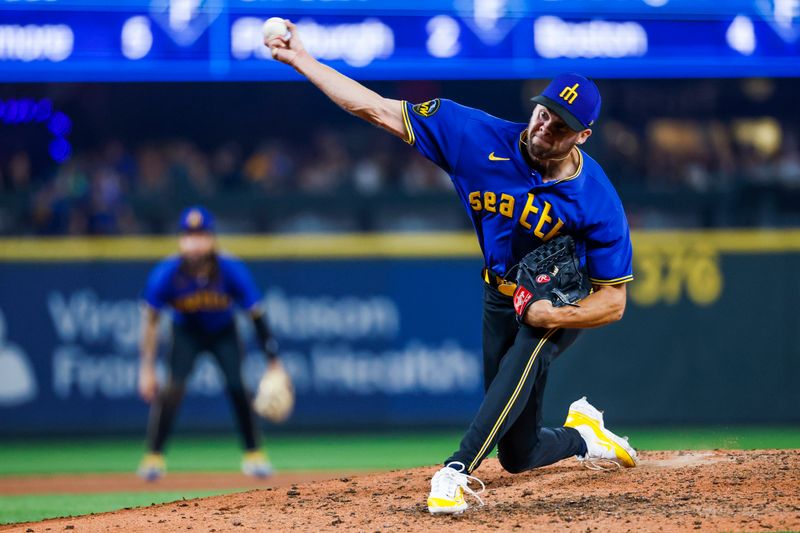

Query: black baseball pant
[[145, 321, 260, 453], [445, 282, 587, 473]]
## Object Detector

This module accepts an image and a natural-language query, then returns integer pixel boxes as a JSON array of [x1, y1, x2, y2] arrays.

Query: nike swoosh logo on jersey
[[488, 152, 511, 161]]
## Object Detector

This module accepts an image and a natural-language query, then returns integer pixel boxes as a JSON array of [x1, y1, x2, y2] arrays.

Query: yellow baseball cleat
[[427, 461, 484, 515], [241, 449, 274, 478], [137, 452, 166, 481], [564, 397, 638, 469]]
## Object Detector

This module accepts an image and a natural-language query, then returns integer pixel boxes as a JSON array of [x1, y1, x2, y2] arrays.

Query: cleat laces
[[434, 461, 486, 506], [578, 456, 622, 471]]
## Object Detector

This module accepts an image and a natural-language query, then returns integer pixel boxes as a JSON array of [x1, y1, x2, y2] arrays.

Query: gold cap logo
[[559, 83, 580, 105]]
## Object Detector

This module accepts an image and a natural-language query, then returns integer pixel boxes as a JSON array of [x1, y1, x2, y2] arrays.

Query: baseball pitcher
[[266, 22, 636, 514]]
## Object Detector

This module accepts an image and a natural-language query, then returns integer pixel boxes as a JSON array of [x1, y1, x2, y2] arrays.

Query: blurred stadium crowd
[[1, 77, 798, 235]]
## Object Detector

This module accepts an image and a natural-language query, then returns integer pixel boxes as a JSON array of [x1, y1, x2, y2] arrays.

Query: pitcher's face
[[526, 104, 590, 160]]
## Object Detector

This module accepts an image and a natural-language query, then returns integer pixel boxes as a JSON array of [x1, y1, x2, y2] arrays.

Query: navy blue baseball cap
[[531, 73, 601, 131], [179, 206, 215, 233]]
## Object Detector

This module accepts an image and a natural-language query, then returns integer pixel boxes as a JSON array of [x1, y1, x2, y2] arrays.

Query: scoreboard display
[[0, 0, 797, 81]]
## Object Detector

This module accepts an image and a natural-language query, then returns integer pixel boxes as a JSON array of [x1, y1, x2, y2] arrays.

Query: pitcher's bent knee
[[498, 453, 530, 474]]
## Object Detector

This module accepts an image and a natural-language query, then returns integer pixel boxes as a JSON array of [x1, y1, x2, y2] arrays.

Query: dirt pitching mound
[[6, 450, 799, 532], [0, 472, 355, 496]]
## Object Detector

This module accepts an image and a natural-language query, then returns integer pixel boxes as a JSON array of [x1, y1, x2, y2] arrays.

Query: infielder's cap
[[531, 73, 601, 131], [179, 205, 215, 233]]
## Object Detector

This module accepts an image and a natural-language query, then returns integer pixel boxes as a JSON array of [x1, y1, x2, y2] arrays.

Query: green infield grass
[[0, 491, 236, 526], [1, 427, 798, 525]]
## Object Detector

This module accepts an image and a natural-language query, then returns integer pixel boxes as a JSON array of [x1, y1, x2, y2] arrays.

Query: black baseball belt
[[482, 267, 517, 297]]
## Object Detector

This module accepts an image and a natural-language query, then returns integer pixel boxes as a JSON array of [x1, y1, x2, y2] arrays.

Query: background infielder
[[265, 21, 636, 514], [137, 206, 284, 481]]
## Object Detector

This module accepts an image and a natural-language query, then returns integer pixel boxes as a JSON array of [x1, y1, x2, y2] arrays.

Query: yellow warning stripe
[[0, 233, 480, 261], [467, 327, 558, 473], [2, 229, 800, 261]]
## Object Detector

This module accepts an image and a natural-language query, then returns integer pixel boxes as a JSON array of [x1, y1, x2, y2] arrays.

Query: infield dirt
[[4, 449, 799, 532]]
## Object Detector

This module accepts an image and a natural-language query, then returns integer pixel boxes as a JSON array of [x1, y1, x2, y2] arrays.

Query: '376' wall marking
[[631, 243, 723, 306]]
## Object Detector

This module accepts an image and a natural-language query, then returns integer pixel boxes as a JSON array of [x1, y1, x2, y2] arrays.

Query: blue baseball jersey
[[143, 253, 262, 331], [401, 99, 633, 285]]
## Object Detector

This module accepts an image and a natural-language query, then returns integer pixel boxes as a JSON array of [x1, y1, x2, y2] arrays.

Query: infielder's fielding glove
[[253, 363, 295, 423], [512, 235, 592, 323]]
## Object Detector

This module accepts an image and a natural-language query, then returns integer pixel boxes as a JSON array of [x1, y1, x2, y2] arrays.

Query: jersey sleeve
[[583, 203, 634, 286], [222, 257, 262, 310], [401, 98, 472, 173], [142, 260, 175, 310]]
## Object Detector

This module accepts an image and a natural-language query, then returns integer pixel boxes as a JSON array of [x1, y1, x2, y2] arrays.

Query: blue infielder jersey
[[401, 98, 633, 285], [143, 253, 262, 331]]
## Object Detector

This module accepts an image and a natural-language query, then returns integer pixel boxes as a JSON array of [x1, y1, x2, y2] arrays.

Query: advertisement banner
[[0, 258, 486, 434], [1, 239, 799, 435]]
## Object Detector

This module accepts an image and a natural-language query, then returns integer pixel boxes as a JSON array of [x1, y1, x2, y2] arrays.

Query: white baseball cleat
[[427, 461, 485, 515], [564, 396, 638, 470]]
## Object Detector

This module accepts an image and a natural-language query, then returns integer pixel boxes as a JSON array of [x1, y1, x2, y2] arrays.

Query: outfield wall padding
[[0, 232, 798, 435]]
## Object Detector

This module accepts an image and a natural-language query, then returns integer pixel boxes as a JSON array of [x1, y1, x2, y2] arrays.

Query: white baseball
[[262, 17, 289, 41]]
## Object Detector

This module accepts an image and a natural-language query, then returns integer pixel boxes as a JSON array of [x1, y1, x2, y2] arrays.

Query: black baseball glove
[[512, 235, 592, 322]]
